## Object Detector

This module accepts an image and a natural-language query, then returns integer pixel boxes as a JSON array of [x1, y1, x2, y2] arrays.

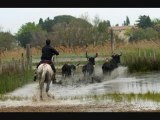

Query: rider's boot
[[33, 70, 37, 81]]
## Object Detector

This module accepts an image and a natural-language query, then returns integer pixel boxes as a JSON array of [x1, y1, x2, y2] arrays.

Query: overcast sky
[[0, 8, 160, 35]]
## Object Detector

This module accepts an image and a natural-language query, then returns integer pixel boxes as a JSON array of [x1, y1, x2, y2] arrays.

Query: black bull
[[82, 52, 98, 77], [62, 63, 79, 78], [102, 53, 122, 75]]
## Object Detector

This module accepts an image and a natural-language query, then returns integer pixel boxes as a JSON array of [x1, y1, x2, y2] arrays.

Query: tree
[[115, 24, 119, 26], [93, 15, 100, 27], [123, 16, 130, 26], [80, 12, 90, 22], [106, 20, 111, 27], [152, 18, 160, 32], [51, 18, 93, 47], [126, 16, 130, 26], [31, 29, 48, 48], [136, 15, 152, 29], [40, 17, 54, 32], [16, 22, 42, 47], [152, 18, 160, 25], [38, 15, 82, 32], [0, 32, 17, 50], [123, 21, 126, 26], [38, 18, 44, 26], [98, 20, 110, 32], [126, 28, 159, 41]]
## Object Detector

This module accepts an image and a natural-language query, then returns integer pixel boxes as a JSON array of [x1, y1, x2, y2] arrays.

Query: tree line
[[125, 15, 160, 41], [15, 15, 111, 48], [1, 15, 160, 50]]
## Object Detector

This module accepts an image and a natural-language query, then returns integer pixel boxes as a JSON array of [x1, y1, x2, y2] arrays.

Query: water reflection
[[87, 67, 160, 93], [98, 71, 160, 94]]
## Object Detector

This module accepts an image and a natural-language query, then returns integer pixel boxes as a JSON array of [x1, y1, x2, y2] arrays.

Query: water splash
[[1, 66, 160, 110]]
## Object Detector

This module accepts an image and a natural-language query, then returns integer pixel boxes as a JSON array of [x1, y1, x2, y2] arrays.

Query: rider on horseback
[[33, 39, 59, 83]]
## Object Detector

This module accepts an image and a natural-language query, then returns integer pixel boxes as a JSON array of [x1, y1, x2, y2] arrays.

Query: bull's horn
[[94, 53, 98, 58], [86, 51, 90, 58], [76, 62, 80, 66]]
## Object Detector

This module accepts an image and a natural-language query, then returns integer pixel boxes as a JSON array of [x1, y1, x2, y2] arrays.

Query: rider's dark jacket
[[41, 45, 59, 61]]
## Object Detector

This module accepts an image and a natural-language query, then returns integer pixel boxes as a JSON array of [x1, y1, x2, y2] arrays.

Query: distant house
[[109, 25, 138, 32], [108, 25, 138, 43]]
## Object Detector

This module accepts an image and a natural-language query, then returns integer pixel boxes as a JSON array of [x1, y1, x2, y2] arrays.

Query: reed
[[121, 40, 160, 73], [0, 69, 33, 94]]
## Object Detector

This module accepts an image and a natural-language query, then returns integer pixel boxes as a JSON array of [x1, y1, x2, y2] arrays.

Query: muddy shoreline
[[0, 103, 160, 112]]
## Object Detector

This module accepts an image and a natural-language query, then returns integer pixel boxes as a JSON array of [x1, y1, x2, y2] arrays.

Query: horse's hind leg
[[46, 80, 54, 98], [40, 82, 44, 100], [46, 80, 51, 93]]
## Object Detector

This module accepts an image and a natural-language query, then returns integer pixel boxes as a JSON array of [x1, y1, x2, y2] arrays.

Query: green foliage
[[153, 24, 160, 32], [38, 15, 91, 33], [15, 15, 110, 47], [152, 18, 160, 25], [0, 32, 17, 50], [129, 28, 159, 41], [123, 21, 126, 26], [16, 22, 43, 47], [53, 15, 76, 25], [97, 20, 110, 32], [31, 29, 48, 47], [123, 16, 130, 26], [38, 17, 54, 32], [124, 28, 132, 36], [122, 49, 160, 73], [50, 18, 93, 47], [125, 17, 160, 41], [0, 70, 33, 94], [126, 16, 130, 26], [115, 24, 119, 26], [152, 18, 160, 32], [136, 15, 153, 29], [68, 92, 160, 103]]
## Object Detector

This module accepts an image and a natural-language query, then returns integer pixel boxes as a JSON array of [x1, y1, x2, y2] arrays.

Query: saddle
[[40, 60, 53, 66]]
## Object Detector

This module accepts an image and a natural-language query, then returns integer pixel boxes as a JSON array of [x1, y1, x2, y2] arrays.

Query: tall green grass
[[121, 47, 160, 73], [66, 92, 160, 103], [0, 70, 33, 94]]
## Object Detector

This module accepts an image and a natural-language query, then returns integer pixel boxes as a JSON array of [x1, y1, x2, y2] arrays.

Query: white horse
[[36, 63, 54, 100]]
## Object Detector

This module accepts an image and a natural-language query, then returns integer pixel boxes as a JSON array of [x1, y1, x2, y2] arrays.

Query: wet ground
[[1, 66, 160, 112], [1, 103, 160, 112]]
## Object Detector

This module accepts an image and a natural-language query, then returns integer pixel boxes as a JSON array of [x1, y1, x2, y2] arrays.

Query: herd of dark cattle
[[61, 52, 122, 79]]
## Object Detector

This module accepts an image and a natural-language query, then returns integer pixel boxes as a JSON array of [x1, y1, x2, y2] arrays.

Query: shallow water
[[1, 66, 160, 109], [6, 66, 160, 98]]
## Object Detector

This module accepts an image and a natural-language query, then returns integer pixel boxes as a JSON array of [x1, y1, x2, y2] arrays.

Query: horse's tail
[[41, 66, 47, 83]]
